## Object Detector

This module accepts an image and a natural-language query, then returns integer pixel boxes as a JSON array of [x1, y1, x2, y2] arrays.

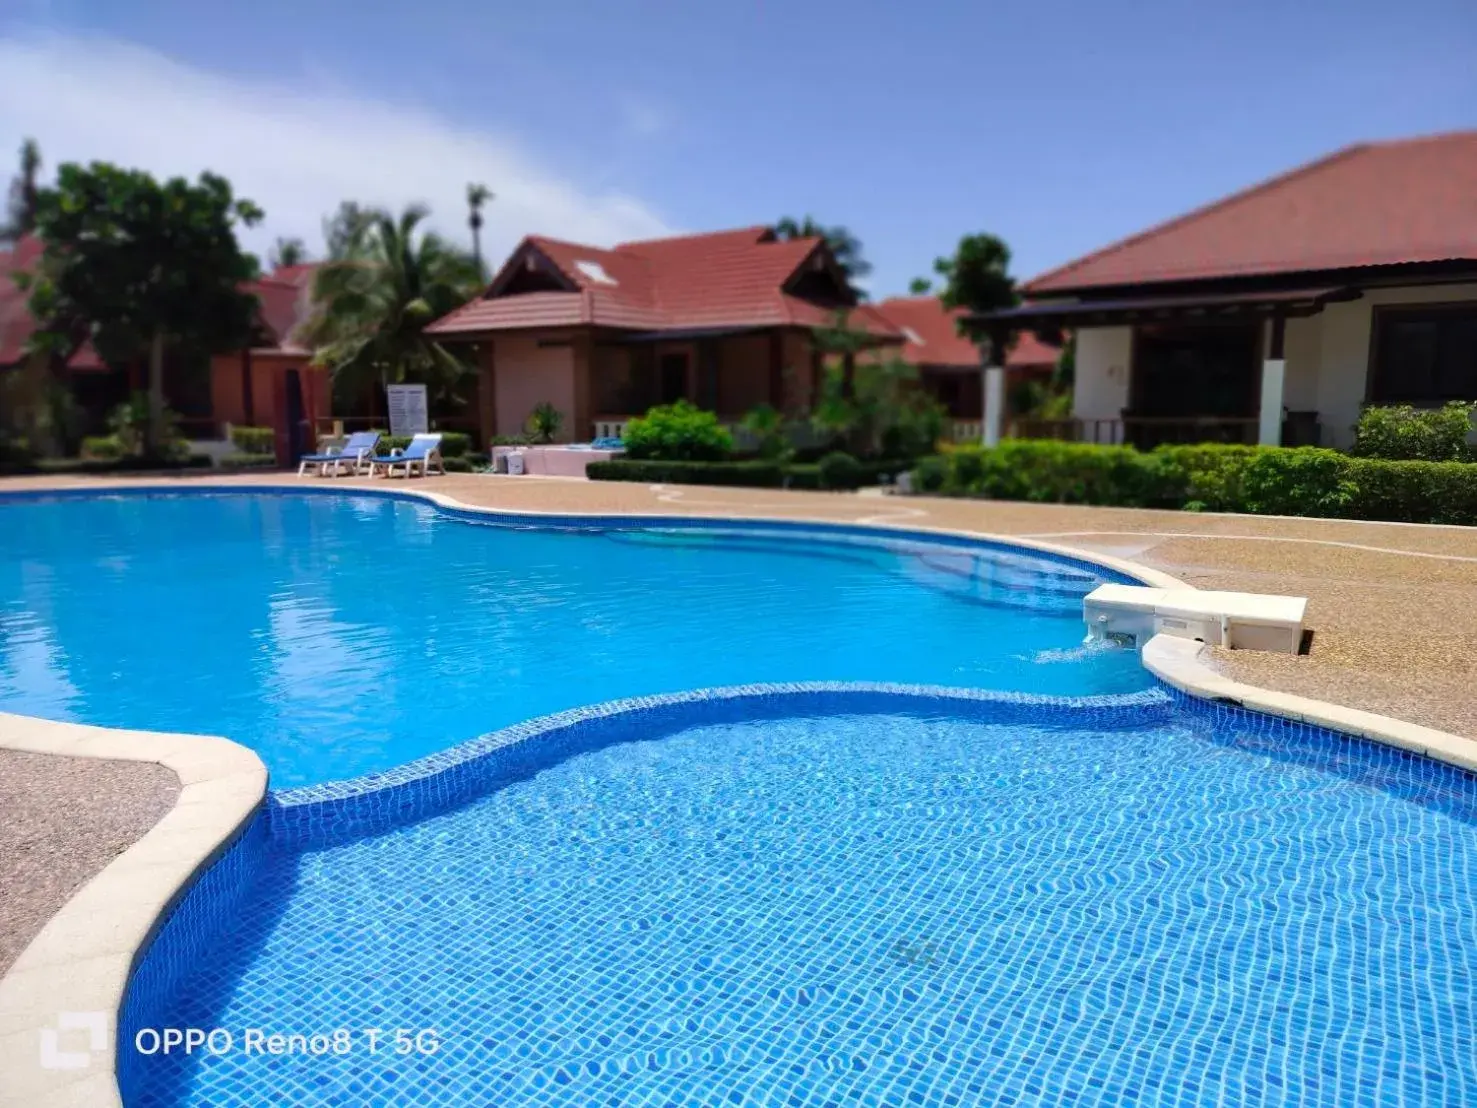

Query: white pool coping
[[0, 482, 1473, 1106], [0, 714, 265, 1108]]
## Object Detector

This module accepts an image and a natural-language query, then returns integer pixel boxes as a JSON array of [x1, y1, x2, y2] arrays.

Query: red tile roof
[[1026, 130, 1477, 294], [871, 296, 1060, 369], [248, 264, 320, 354], [428, 226, 902, 339]]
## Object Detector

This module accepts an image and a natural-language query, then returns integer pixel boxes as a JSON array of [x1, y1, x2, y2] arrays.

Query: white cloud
[[0, 34, 675, 266]]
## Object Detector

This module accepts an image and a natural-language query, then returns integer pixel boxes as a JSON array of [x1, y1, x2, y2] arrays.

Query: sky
[[1, 0, 1474, 297]]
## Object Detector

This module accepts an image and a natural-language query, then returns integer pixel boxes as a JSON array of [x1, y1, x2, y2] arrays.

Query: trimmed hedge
[[229, 426, 276, 455], [1, 454, 214, 476], [914, 440, 1477, 525], [366, 430, 472, 457], [588, 456, 917, 490], [587, 460, 785, 487]]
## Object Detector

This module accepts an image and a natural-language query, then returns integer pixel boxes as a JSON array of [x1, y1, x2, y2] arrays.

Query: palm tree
[[774, 215, 872, 291], [466, 183, 494, 278], [0, 138, 41, 244], [304, 205, 483, 410], [269, 236, 308, 269]]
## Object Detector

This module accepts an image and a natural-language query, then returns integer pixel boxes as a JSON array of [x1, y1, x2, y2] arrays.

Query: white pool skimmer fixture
[[1084, 584, 1307, 653]]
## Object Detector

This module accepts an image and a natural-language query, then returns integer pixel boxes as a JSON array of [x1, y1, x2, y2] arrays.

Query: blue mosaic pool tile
[[266, 684, 1174, 849], [119, 685, 1477, 1108]]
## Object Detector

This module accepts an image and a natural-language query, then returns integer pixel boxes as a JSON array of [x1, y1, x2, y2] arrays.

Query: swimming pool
[[6, 490, 1474, 1106], [118, 687, 1477, 1107], [0, 491, 1146, 787]]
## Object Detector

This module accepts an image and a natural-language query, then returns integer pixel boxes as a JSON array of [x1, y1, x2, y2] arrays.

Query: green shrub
[[526, 401, 564, 444], [81, 434, 125, 461], [439, 431, 472, 458], [1151, 444, 1260, 512], [1351, 402, 1475, 462], [229, 426, 276, 455], [443, 456, 473, 473], [912, 455, 948, 493], [219, 452, 278, 468], [1240, 448, 1357, 517], [623, 400, 733, 462], [907, 439, 1477, 525], [817, 451, 864, 490], [586, 459, 782, 487]]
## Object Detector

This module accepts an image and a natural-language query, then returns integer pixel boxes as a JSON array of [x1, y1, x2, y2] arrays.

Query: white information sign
[[385, 384, 429, 437]]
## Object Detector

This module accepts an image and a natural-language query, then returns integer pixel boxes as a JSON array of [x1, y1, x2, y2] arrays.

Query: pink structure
[[491, 445, 624, 478]]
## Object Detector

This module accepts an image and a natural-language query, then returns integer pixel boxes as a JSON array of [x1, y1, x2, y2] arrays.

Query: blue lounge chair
[[298, 431, 381, 477], [367, 433, 445, 478]]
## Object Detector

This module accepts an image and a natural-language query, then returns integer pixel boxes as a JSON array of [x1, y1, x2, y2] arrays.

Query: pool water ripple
[[0, 492, 1145, 787], [122, 706, 1476, 1107]]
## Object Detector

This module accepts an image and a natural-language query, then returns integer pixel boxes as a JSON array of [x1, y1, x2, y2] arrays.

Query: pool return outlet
[[1083, 584, 1308, 654]]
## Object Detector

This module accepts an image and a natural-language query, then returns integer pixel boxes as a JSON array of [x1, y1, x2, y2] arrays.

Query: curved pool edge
[[268, 682, 1176, 849], [1144, 634, 1477, 773], [0, 713, 264, 1108]]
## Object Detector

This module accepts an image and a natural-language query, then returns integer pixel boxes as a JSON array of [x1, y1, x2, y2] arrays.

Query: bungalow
[[0, 234, 327, 464], [869, 295, 1060, 441], [973, 129, 1477, 449], [425, 226, 901, 442]]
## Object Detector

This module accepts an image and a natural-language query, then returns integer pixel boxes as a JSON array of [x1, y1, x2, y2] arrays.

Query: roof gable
[[1026, 130, 1477, 294], [871, 296, 1060, 369], [430, 225, 896, 337]]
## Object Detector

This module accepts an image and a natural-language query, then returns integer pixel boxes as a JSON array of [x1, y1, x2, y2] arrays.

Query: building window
[[1370, 303, 1477, 404]]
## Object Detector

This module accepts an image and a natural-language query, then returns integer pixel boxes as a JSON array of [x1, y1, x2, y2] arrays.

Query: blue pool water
[[9, 491, 1473, 1106], [0, 492, 1146, 787], [123, 702, 1476, 1107]]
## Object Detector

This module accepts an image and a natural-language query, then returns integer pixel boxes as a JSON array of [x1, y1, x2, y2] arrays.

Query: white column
[[982, 365, 1005, 447], [1259, 315, 1287, 446], [1258, 359, 1285, 445]]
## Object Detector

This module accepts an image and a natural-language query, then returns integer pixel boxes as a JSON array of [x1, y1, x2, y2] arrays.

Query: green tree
[[466, 183, 494, 278], [907, 277, 932, 295], [269, 236, 308, 269], [933, 232, 1017, 342], [0, 138, 41, 244], [322, 200, 375, 260], [304, 204, 482, 409], [774, 215, 871, 293], [23, 162, 263, 454]]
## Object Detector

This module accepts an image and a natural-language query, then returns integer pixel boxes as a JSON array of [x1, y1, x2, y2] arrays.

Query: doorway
[[283, 369, 307, 461], [658, 353, 689, 405]]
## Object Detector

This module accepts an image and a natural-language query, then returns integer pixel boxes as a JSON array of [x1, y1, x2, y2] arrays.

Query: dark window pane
[[1436, 316, 1477, 400], [1377, 319, 1438, 401]]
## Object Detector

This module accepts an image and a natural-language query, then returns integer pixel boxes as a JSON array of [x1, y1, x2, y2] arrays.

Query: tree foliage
[[0, 138, 40, 244], [303, 204, 482, 407], [774, 215, 871, 294], [933, 232, 1017, 342], [23, 162, 263, 453], [907, 277, 932, 295], [322, 201, 376, 261], [269, 236, 308, 269]]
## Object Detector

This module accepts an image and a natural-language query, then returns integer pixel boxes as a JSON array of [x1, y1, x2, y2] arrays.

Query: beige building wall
[[493, 333, 576, 440]]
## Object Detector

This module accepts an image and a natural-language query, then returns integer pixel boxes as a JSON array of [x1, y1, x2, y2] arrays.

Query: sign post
[[385, 384, 429, 437]]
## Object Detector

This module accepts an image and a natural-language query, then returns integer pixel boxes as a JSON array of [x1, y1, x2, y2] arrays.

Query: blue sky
[[2, 0, 1475, 295]]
